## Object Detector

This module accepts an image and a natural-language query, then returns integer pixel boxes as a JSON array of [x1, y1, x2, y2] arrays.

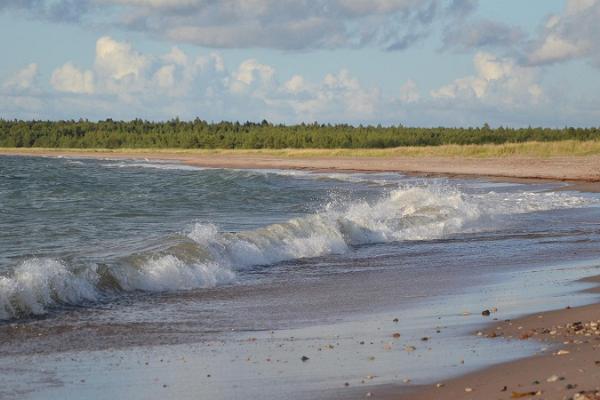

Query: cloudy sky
[[1, 0, 599, 126]]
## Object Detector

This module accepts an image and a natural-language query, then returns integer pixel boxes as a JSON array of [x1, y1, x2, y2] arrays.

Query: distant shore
[[2, 145, 600, 191]]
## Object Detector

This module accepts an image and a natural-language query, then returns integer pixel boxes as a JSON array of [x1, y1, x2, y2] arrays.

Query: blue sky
[[0, 0, 599, 127]]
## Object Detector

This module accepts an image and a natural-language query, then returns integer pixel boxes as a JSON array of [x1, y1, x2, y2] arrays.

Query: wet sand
[[362, 277, 600, 400], [1, 148, 600, 190]]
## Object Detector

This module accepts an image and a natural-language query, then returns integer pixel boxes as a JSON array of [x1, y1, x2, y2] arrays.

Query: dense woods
[[1, 119, 599, 149]]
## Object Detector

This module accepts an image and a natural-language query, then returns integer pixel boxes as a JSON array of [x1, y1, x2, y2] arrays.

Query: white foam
[[103, 161, 205, 171], [114, 254, 235, 292], [0, 259, 99, 320], [0, 255, 236, 320], [186, 185, 594, 271]]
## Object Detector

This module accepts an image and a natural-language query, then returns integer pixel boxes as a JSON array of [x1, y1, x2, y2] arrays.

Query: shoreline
[[391, 288, 600, 400], [3, 148, 600, 399], [1, 147, 600, 192], [336, 274, 600, 400]]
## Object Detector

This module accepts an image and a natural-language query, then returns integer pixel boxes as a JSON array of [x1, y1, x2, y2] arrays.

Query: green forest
[[1, 119, 599, 149]]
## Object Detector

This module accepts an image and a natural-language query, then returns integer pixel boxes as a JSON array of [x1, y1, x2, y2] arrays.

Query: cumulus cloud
[[528, 0, 600, 67], [431, 52, 543, 105], [228, 59, 275, 94], [2, 63, 39, 92], [0, 63, 44, 119], [51, 63, 95, 94], [3, 36, 599, 127], [95, 36, 148, 81], [22, 36, 387, 122]]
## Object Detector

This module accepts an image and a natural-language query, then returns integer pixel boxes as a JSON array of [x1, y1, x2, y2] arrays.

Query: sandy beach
[[389, 282, 600, 400], [2, 147, 600, 190]]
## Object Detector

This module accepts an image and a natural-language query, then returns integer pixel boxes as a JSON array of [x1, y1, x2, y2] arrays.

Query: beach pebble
[[392, 332, 401, 338], [436, 383, 444, 388], [556, 349, 570, 355], [481, 309, 491, 316], [465, 387, 472, 392], [573, 392, 600, 400], [301, 356, 309, 362], [546, 375, 559, 382]]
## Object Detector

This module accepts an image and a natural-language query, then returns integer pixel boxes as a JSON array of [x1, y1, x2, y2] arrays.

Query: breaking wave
[[0, 185, 593, 320]]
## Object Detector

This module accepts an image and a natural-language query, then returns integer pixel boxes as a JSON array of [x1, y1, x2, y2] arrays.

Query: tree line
[[1, 119, 599, 149]]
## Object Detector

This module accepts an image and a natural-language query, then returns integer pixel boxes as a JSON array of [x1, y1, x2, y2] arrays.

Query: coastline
[[3, 148, 600, 400], [1, 147, 600, 192]]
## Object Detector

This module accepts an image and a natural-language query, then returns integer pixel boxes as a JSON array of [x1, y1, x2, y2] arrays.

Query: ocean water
[[2, 155, 600, 399], [1, 155, 596, 322]]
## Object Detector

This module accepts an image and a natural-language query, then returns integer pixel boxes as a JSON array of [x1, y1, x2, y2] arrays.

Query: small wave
[[0, 259, 99, 320], [0, 256, 235, 321], [184, 186, 592, 270], [0, 184, 593, 320], [103, 161, 205, 171]]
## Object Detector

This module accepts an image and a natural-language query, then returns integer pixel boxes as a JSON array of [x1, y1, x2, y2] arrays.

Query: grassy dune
[[2, 140, 600, 158]]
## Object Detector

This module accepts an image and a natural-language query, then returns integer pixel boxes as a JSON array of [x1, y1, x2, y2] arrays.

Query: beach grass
[[2, 140, 600, 158]]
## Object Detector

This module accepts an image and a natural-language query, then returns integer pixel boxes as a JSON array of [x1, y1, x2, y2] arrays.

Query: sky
[[0, 0, 599, 127]]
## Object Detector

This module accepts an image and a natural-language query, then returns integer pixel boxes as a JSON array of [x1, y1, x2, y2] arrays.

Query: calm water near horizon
[[2, 155, 600, 399]]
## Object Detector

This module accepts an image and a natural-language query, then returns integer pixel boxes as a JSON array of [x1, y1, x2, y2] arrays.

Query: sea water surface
[[2, 155, 600, 399]]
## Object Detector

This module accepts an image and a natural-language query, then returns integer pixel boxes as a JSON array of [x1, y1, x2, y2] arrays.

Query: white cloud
[[228, 59, 275, 94], [529, 34, 586, 65], [95, 36, 148, 81], [432, 52, 543, 105], [399, 79, 420, 103], [153, 65, 175, 90], [161, 47, 188, 66], [3, 63, 38, 92], [528, 0, 600, 67], [565, 0, 597, 15], [4, 34, 600, 127], [276, 69, 380, 120], [51, 62, 95, 94], [283, 75, 306, 94]]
